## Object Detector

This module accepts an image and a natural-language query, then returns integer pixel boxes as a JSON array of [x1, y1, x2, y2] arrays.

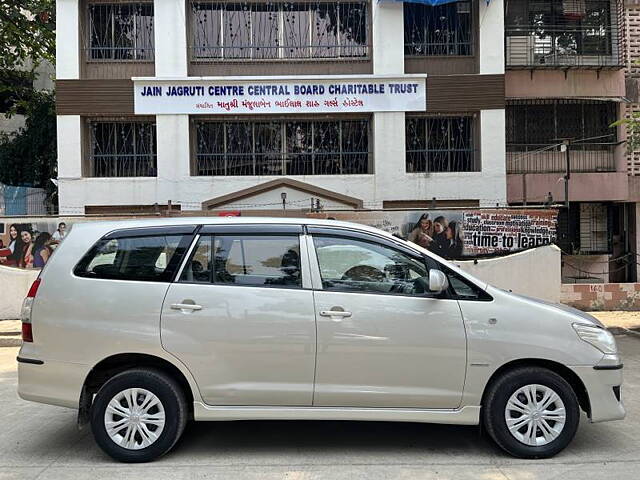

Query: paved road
[[0, 336, 638, 480]]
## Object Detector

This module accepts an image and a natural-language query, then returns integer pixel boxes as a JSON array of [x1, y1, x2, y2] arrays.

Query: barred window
[[195, 119, 370, 176], [406, 116, 476, 173], [190, 1, 369, 60], [89, 121, 157, 177], [88, 3, 155, 60], [404, 2, 472, 56]]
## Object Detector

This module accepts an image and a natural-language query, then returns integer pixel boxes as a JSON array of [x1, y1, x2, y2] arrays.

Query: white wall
[[0, 266, 39, 320], [154, 0, 188, 77], [479, 0, 505, 74], [457, 245, 562, 303], [56, 0, 80, 79]]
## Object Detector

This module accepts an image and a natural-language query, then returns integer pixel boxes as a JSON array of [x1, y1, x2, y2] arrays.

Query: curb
[[609, 326, 640, 338], [0, 337, 21, 347]]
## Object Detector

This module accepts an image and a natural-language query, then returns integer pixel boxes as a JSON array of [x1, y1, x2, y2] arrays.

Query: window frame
[[191, 116, 373, 176], [307, 225, 492, 301], [73, 226, 197, 283], [405, 113, 479, 174], [176, 226, 308, 290], [403, 1, 474, 57], [85, 1, 156, 63], [86, 117, 158, 178], [187, 0, 371, 62]]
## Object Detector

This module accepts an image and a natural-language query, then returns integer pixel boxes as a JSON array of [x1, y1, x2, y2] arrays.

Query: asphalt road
[[0, 335, 638, 480]]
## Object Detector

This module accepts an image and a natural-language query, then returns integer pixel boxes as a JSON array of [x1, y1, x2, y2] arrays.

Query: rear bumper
[[18, 357, 88, 409], [570, 364, 625, 423]]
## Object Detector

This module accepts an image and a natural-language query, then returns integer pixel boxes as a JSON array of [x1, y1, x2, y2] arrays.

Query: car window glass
[[213, 235, 301, 287], [313, 235, 430, 296], [447, 271, 485, 300], [180, 235, 212, 283], [76, 235, 185, 282]]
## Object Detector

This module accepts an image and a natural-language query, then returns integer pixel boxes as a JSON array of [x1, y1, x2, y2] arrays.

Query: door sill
[[193, 403, 480, 425]]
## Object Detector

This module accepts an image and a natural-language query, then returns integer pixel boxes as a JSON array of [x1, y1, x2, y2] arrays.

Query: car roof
[[69, 216, 397, 240]]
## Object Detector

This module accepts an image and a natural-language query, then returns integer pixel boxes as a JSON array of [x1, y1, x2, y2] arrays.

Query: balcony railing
[[92, 154, 157, 177], [505, 26, 622, 68], [506, 143, 617, 174]]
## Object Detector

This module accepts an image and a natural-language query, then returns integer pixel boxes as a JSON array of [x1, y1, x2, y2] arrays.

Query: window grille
[[506, 99, 617, 173], [195, 119, 370, 176], [88, 2, 155, 60], [406, 115, 476, 173], [89, 121, 157, 177], [404, 2, 472, 56], [189, 1, 369, 60], [579, 203, 609, 253], [504, 0, 621, 68]]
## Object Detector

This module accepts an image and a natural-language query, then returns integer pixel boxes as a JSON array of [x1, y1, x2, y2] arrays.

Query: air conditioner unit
[[506, 35, 535, 66]]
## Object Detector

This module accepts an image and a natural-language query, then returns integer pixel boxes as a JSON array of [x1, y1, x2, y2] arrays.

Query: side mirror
[[428, 269, 449, 294]]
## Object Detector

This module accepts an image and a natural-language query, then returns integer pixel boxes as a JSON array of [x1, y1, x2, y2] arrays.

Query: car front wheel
[[483, 366, 580, 458], [90, 368, 188, 462]]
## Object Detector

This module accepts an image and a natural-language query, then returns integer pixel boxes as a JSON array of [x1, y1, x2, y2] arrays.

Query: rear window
[[75, 234, 189, 282]]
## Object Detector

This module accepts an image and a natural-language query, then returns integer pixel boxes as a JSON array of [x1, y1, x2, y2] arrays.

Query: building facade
[[55, 0, 506, 215], [503, 0, 640, 282]]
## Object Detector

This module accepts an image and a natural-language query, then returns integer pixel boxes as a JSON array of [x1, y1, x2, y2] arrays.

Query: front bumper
[[570, 358, 625, 423]]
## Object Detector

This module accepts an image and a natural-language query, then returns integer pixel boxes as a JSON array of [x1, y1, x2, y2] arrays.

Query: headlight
[[572, 323, 617, 354]]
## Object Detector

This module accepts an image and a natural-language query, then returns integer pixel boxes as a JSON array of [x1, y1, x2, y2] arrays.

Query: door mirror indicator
[[428, 269, 449, 294]]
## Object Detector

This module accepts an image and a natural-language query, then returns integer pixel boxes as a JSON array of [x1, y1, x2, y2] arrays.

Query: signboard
[[133, 75, 427, 115], [308, 209, 558, 259]]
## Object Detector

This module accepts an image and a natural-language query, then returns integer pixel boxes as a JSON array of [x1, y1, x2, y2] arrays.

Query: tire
[[90, 368, 188, 463], [483, 366, 580, 459]]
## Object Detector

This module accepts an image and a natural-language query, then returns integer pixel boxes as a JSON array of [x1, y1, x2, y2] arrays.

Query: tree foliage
[[0, 0, 55, 70], [0, 90, 56, 190]]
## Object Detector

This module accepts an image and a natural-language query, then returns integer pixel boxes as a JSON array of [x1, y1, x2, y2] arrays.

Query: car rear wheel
[[90, 368, 188, 462], [483, 366, 580, 458]]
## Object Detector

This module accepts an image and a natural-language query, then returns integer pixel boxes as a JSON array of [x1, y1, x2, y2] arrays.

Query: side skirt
[[193, 403, 480, 425]]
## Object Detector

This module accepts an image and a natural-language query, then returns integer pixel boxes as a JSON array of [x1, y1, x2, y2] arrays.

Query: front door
[[161, 225, 316, 406], [307, 228, 467, 409]]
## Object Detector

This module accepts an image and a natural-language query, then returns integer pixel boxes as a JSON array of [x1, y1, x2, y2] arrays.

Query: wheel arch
[[480, 358, 591, 418], [78, 353, 195, 427]]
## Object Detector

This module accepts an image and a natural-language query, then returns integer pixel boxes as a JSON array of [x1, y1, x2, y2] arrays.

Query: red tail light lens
[[27, 278, 41, 298], [21, 323, 33, 343], [21, 278, 41, 342]]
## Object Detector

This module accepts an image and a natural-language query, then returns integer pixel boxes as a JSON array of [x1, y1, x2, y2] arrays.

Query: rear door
[[161, 225, 317, 406]]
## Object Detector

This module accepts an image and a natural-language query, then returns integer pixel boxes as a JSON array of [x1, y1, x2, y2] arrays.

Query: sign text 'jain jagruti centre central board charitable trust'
[[133, 75, 427, 115]]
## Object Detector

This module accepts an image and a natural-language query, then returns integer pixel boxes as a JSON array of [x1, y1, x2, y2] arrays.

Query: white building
[[56, 0, 506, 215]]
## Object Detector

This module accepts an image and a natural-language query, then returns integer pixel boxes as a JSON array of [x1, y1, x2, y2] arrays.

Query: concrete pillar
[[153, 0, 190, 206], [371, 2, 406, 208], [56, 0, 80, 79], [479, 0, 504, 74], [153, 0, 188, 77], [480, 109, 507, 206]]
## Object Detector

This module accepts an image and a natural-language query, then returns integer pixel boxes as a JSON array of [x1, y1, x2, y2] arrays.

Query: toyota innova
[[17, 218, 625, 462]]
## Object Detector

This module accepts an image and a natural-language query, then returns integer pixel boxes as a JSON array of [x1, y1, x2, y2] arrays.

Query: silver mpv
[[17, 218, 625, 462]]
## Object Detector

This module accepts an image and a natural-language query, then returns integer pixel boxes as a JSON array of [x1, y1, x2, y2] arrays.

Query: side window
[[180, 235, 212, 283], [212, 235, 301, 288], [313, 235, 430, 296], [76, 235, 187, 282], [445, 269, 491, 301]]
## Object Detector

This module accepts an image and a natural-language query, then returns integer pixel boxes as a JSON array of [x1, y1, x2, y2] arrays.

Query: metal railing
[[505, 25, 623, 68], [506, 143, 617, 174], [196, 151, 371, 176], [92, 154, 157, 177], [406, 149, 478, 173]]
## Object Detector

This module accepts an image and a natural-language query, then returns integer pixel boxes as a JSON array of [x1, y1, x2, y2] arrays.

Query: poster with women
[[0, 221, 69, 269], [308, 209, 558, 259]]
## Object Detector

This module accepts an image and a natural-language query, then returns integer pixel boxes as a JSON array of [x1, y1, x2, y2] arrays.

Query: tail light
[[21, 278, 41, 342]]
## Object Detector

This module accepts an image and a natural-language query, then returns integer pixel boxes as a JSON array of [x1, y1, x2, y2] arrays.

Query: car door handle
[[319, 310, 352, 318], [170, 303, 203, 311]]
